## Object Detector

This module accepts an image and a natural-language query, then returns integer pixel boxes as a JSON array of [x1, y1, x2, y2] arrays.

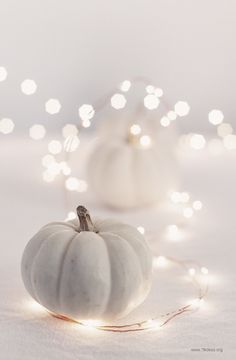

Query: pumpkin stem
[[77, 205, 94, 232]]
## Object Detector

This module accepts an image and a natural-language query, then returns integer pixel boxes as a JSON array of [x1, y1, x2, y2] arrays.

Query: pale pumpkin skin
[[21, 207, 152, 322], [87, 138, 178, 209]]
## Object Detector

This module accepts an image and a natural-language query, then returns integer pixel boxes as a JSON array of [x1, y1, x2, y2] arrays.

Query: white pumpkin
[[21, 206, 152, 322], [87, 114, 179, 209]]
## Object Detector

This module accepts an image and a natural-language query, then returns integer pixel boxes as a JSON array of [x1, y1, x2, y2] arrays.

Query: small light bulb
[[144, 94, 160, 110], [193, 200, 202, 211], [111, 94, 126, 109], [140, 135, 151, 148], [137, 226, 145, 234], [130, 124, 141, 135]]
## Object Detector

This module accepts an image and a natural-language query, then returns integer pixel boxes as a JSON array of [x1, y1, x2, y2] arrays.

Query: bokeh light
[[29, 124, 46, 140], [140, 135, 151, 147], [0, 66, 8, 81], [160, 116, 170, 127], [45, 99, 61, 114], [208, 110, 224, 125], [223, 134, 236, 150], [64, 135, 80, 152], [21, 79, 37, 95], [111, 94, 127, 109], [144, 94, 160, 110], [79, 104, 95, 121], [0, 118, 15, 134], [120, 80, 131, 92], [174, 101, 190, 116], [130, 124, 141, 135], [217, 123, 233, 138]]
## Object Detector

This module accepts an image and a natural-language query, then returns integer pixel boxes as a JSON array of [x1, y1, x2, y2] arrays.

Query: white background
[[0, 0, 236, 132]]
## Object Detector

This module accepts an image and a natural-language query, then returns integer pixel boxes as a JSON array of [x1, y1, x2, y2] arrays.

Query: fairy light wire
[[45, 255, 209, 333]]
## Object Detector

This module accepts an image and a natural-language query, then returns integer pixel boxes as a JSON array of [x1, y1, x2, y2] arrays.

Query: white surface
[[1, 0, 236, 132], [0, 136, 236, 359]]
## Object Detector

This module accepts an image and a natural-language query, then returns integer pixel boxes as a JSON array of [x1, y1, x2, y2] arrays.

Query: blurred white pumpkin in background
[[87, 108, 179, 209]]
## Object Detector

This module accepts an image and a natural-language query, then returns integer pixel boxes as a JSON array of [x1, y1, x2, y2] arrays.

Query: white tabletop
[[0, 136, 235, 359]]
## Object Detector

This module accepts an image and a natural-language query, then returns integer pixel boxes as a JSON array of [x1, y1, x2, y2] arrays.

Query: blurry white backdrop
[[0, 0, 236, 133]]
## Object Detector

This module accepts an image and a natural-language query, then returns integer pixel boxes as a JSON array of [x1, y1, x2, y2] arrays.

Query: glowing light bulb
[[137, 226, 145, 234], [153, 256, 168, 268], [79, 104, 95, 120], [188, 268, 196, 276], [201, 267, 209, 275], [190, 134, 206, 150], [21, 79, 37, 95], [130, 124, 141, 135], [45, 99, 61, 114], [140, 135, 151, 148], [29, 124, 46, 140], [81, 320, 103, 328], [183, 207, 194, 218], [144, 94, 160, 110], [174, 101, 190, 116], [167, 111, 177, 121], [0, 118, 15, 134], [82, 119, 91, 128], [62, 124, 78, 138], [208, 109, 224, 125], [111, 94, 126, 109], [0, 66, 7, 81], [48, 140, 62, 154], [160, 116, 170, 127], [193, 200, 202, 211], [120, 80, 131, 92]]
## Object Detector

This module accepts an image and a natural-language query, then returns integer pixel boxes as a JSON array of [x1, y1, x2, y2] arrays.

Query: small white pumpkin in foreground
[[21, 206, 152, 322]]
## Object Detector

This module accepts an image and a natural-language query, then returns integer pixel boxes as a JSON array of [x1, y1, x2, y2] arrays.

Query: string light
[[111, 94, 127, 109], [144, 94, 160, 110], [21, 79, 37, 95], [153, 255, 168, 268], [174, 101, 190, 116], [160, 116, 170, 127], [65, 177, 87, 192], [167, 111, 177, 121], [192, 200, 202, 211], [120, 80, 131, 92], [137, 226, 145, 234], [208, 109, 224, 125], [30, 255, 208, 333], [140, 135, 151, 148], [208, 138, 224, 156], [45, 99, 61, 114], [29, 124, 46, 140], [130, 124, 141, 135], [42, 154, 55, 167], [0, 118, 15, 134], [0, 66, 7, 81], [79, 104, 95, 121]]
